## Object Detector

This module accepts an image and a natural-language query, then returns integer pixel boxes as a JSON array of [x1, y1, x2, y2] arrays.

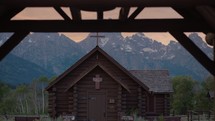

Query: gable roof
[[64, 64, 131, 92], [129, 70, 173, 93], [46, 46, 149, 91]]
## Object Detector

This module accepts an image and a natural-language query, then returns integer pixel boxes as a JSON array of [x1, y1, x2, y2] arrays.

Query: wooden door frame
[[87, 90, 107, 121]]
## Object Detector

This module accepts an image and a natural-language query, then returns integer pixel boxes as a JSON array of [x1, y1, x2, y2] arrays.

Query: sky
[[13, 7, 206, 45]]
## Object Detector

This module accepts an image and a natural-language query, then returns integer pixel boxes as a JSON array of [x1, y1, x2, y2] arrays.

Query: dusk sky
[[13, 7, 205, 45]]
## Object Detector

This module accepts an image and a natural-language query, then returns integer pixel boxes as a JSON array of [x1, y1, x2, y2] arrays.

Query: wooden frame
[[87, 90, 107, 121]]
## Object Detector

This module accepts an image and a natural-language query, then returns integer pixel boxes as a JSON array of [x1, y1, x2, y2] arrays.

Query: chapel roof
[[46, 46, 173, 93], [130, 70, 173, 93]]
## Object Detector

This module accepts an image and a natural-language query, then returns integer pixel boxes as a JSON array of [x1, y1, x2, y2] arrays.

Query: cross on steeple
[[90, 32, 105, 47]]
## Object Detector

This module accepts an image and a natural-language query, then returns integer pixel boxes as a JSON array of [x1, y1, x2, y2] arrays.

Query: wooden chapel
[[46, 46, 173, 121]]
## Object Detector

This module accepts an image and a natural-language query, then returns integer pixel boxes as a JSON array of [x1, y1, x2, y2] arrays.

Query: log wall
[[47, 51, 171, 120]]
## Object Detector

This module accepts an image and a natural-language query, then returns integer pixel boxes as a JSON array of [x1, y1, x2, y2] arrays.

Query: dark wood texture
[[47, 47, 172, 120], [54, 7, 71, 20], [88, 93, 106, 121], [128, 7, 144, 19], [0, 0, 214, 7], [70, 7, 81, 20], [0, 7, 24, 22], [119, 8, 130, 20], [196, 6, 215, 31], [0, 19, 212, 32]]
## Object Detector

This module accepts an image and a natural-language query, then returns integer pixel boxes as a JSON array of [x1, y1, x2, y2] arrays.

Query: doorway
[[88, 92, 106, 121]]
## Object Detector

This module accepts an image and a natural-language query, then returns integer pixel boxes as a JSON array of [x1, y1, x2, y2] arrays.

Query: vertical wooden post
[[213, 38, 215, 121], [205, 33, 215, 121], [142, 92, 146, 116], [68, 89, 73, 114], [118, 84, 122, 121], [73, 84, 78, 119], [138, 86, 142, 116], [122, 89, 127, 114], [164, 95, 167, 116], [51, 87, 57, 118]]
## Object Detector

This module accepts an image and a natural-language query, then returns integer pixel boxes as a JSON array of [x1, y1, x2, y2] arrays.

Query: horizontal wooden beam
[[0, 19, 213, 32], [0, 31, 30, 61], [169, 31, 215, 76], [196, 6, 215, 31], [0, 0, 214, 7]]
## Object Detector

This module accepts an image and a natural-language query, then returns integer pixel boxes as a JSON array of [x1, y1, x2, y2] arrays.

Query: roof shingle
[[129, 70, 173, 93]]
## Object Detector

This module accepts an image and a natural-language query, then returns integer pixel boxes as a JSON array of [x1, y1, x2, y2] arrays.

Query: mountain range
[[0, 32, 212, 85]]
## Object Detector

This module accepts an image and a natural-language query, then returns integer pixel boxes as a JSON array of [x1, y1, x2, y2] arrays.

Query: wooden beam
[[0, 7, 24, 22], [97, 11, 103, 20], [0, 31, 30, 61], [169, 31, 215, 76], [69, 7, 81, 20], [0, 0, 214, 8], [128, 7, 144, 19], [54, 7, 71, 20], [173, 7, 213, 33], [119, 7, 130, 20], [0, 19, 212, 32], [173, 7, 200, 19], [196, 6, 215, 31]]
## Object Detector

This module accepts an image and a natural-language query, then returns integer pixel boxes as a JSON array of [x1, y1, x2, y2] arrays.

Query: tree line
[[0, 75, 214, 115], [171, 76, 214, 114], [0, 76, 55, 115]]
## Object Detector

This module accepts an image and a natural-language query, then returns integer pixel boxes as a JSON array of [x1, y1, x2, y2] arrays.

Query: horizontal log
[[76, 117, 88, 121], [77, 83, 118, 88], [77, 110, 87, 114], [77, 113, 87, 117], [106, 112, 118, 115], [0, 19, 212, 32], [48, 96, 56, 100], [77, 100, 88, 104], [48, 93, 55, 96], [48, 103, 56, 106], [56, 98, 68, 101]]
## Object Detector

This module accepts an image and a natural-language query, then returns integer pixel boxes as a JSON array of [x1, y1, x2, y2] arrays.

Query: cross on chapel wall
[[93, 74, 103, 89]]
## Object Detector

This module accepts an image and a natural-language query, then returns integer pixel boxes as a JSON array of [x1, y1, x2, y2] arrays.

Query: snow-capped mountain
[[0, 32, 212, 85], [10, 33, 85, 74], [80, 32, 212, 80]]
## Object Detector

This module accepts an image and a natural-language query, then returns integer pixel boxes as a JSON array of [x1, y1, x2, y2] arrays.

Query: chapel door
[[88, 93, 106, 121]]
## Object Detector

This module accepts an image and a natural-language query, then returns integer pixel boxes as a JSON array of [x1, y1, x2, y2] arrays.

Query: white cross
[[93, 74, 103, 89]]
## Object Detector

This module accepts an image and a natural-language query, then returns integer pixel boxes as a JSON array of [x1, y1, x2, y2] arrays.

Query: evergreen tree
[[171, 76, 196, 114]]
